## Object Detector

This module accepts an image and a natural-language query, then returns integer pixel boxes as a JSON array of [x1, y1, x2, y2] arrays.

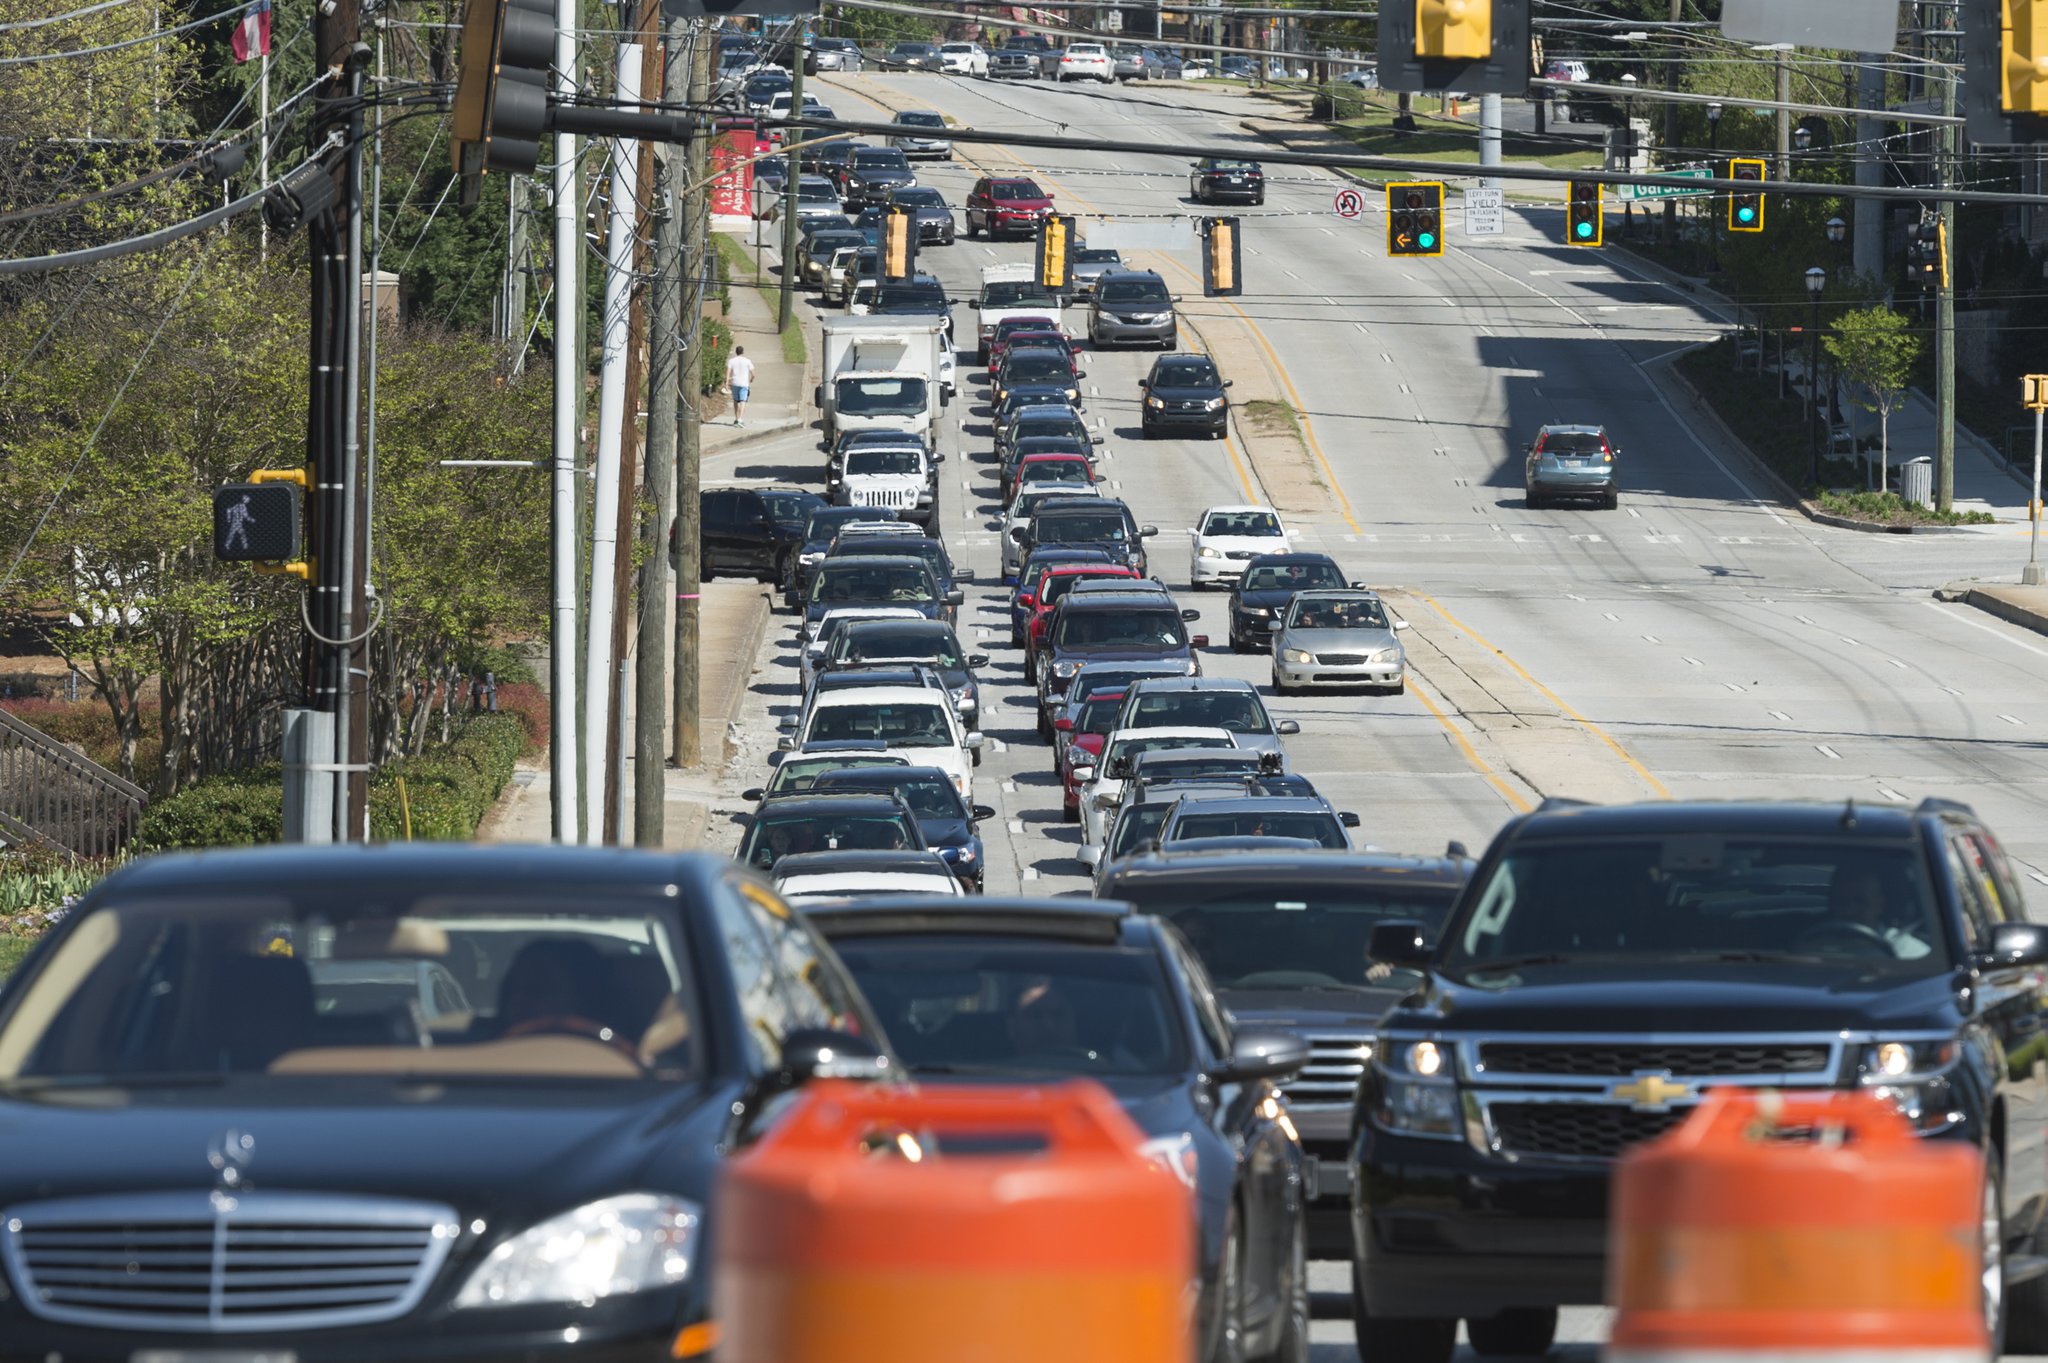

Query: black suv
[[1035, 589, 1202, 728], [1098, 847, 1470, 1257], [1021, 497, 1157, 577], [1351, 797, 2048, 1362], [1140, 352, 1231, 440], [694, 485, 824, 587]]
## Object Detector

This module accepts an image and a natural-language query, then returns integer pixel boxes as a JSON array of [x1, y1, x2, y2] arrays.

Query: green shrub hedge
[[135, 715, 526, 850]]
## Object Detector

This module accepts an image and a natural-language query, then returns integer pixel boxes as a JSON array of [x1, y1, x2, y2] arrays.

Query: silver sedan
[[1269, 589, 1408, 694]]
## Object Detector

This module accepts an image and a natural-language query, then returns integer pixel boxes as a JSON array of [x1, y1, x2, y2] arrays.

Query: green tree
[[1825, 305, 1922, 493]]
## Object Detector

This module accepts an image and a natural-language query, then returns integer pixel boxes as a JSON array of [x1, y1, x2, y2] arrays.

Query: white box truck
[[817, 315, 952, 448]]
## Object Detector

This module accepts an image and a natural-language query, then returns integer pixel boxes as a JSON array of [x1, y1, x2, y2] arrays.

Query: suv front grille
[[2, 1191, 459, 1333], [1281, 1032, 1375, 1108], [1479, 1042, 1833, 1079], [850, 487, 917, 509], [1489, 1102, 1686, 1161]]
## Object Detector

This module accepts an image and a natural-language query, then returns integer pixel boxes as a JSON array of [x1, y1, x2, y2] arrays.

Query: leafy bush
[[1311, 84, 1370, 121], [135, 779, 284, 852], [700, 316, 734, 396]]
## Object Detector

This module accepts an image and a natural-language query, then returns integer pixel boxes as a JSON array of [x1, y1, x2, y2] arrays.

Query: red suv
[[966, 176, 1054, 239]]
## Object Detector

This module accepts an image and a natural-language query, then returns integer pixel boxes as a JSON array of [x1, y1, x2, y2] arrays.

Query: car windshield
[[1205, 511, 1282, 537], [846, 446, 923, 475], [1242, 562, 1345, 592], [1290, 597, 1388, 629], [0, 894, 703, 1084], [808, 702, 956, 747], [759, 490, 816, 522], [1014, 415, 1087, 442], [808, 232, 864, 257], [874, 284, 947, 310], [745, 812, 918, 868], [1131, 691, 1269, 733], [1038, 510, 1129, 544], [1126, 884, 1461, 991], [829, 940, 1185, 1076], [812, 562, 934, 604], [990, 182, 1045, 201], [1056, 609, 1186, 650], [1206, 159, 1259, 171], [895, 188, 945, 206], [847, 625, 962, 668], [1442, 840, 1951, 974], [1021, 460, 1089, 486], [902, 112, 946, 127], [1004, 354, 1073, 385], [769, 754, 907, 792], [854, 149, 910, 170], [1076, 248, 1121, 264], [997, 317, 1059, 337], [1169, 810, 1342, 848], [817, 773, 966, 819], [1133, 754, 1259, 781], [984, 282, 1058, 308], [1154, 360, 1219, 386], [1000, 392, 1073, 419], [1076, 693, 1128, 735], [1042, 571, 1123, 607], [1099, 278, 1171, 306], [1104, 734, 1232, 772], [836, 376, 929, 415], [798, 180, 839, 202]]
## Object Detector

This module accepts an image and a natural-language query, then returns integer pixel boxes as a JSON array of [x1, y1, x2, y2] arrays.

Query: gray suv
[[1089, 269, 1178, 349]]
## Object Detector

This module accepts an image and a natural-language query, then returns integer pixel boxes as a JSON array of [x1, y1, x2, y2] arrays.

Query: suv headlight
[[1050, 659, 1083, 680], [453, 1194, 700, 1309], [1373, 1037, 1460, 1139], [1859, 1040, 1962, 1133], [1203, 397, 1226, 412], [1145, 395, 1164, 409]]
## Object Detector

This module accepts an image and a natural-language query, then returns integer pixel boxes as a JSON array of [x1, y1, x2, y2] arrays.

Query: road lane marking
[[1878, 786, 1907, 802], [1602, 612, 1620, 621], [1816, 743, 1842, 759], [1923, 599, 2048, 661], [1722, 681, 1744, 692], [1642, 634, 1660, 644], [1769, 710, 1792, 721], [2000, 713, 2025, 726], [1681, 656, 1702, 666], [1407, 676, 1532, 813]]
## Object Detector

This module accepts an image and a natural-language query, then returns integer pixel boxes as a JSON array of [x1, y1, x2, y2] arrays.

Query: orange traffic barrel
[[717, 1079, 1190, 1363], [1609, 1088, 1987, 1363]]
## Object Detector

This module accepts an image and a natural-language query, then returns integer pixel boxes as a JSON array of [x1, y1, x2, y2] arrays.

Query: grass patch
[[1320, 94, 1603, 170], [1816, 489, 1996, 526], [1677, 340, 1867, 495], [711, 230, 806, 368], [1242, 399, 1302, 436], [0, 935, 32, 982]]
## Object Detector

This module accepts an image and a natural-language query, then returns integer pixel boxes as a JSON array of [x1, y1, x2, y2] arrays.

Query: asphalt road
[[710, 71, 2048, 1362]]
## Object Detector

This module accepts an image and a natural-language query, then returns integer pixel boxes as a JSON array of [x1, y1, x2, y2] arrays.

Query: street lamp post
[[1806, 266, 1827, 488], [1707, 101, 1721, 150], [1793, 123, 1813, 153]]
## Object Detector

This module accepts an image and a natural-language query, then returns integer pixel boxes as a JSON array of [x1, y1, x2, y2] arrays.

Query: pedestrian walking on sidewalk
[[725, 346, 755, 427]]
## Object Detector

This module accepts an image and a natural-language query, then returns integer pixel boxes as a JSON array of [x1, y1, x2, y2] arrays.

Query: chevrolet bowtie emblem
[[1611, 1072, 1690, 1111]]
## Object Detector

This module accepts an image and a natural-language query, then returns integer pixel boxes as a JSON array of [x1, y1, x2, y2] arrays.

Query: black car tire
[[1604, 489, 1620, 510], [1204, 1205, 1249, 1363], [1381, 678, 1407, 696], [1035, 704, 1053, 741], [1352, 1264, 1456, 1363], [1271, 671, 1292, 694], [1526, 490, 1546, 509], [1211, 424, 1227, 440], [1254, 192, 1266, 205], [766, 550, 793, 589], [1466, 1309, 1557, 1358], [1163, 329, 1178, 350], [1142, 420, 1157, 439], [1062, 798, 1077, 823], [1260, 1219, 1310, 1363], [699, 555, 716, 582]]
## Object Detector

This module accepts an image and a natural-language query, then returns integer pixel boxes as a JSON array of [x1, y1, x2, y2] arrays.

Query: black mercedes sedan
[[806, 896, 1311, 1363], [1189, 156, 1265, 205], [1225, 552, 1356, 652], [0, 845, 889, 1363]]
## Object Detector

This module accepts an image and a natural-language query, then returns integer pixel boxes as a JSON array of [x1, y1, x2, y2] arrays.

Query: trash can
[[1902, 457, 1934, 508]]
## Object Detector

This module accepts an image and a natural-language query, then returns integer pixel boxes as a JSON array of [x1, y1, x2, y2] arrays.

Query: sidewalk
[[699, 225, 818, 456]]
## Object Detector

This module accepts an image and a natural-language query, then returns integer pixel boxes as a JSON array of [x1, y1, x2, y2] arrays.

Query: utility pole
[[1661, 0, 1679, 244], [776, 31, 804, 333], [338, 54, 369, 842], [635, 18, 687, 842], [1853, 53, 1885, 279], [505, 178, 530, 372], [1935, 34, 1957, 513], [672, 22, 712, 769], [1775, 47, 1791, 182], [550, 0, 582, 840]]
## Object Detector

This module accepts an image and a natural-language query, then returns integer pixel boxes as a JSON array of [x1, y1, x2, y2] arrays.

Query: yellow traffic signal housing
[[450, 0, 553, 180], [2004, 0, 2048, 113], [881, 204, 917, 282], [1386, 182, 1445, 257], [1204, 217, 1242, 297], [1727, 158, 1765, 232], [1565, 181, 1602, 246], [2022, 373, 2048, 409], [1417, 0, 1490, 60], [1036, 214, 1075, 293]]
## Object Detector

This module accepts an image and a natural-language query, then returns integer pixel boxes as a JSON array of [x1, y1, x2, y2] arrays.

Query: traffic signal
[[1565, 181, 1602, 246], [1036, 213, 1075, 293], [450, 0, 554, 182], [1386, 182, 1444, 257], [1377, 0, 1529, 93], [1963, 0, 2048, 143], [1417, 0, 1488, 59], [1907, 219, 1949, 290], [1727, 158, 1765, 232], [1203, 216, 1242, 297], [213, 480, 303, 563], [881, 204, 917, 282]]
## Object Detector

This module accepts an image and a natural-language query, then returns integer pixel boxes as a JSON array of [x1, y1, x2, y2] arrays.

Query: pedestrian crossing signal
[[1203, 217, 1242, 297], [1036, 213, 1074, 293], [1727, 158, 1765, 232], [213, 481, 302, 562], [1386, 182, 1444, 257], [881, 204, 917, 282], [1566, 181, 1602, 246]]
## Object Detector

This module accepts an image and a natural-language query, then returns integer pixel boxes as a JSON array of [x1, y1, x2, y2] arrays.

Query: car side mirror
[[1053, 715, 1075, 732], [1078, 843, 1101, 868], [968, 653, 990, 668], [1339, 811, 1362, 828], [1223, 380, 1234, 388], [1191, 634, 1210, 648], [1212, 1029, 1309, 1084], [1071, 764, 1096, 783], [1368, 919, 1433, 969], [1266, 619, 1284, 632], [1276, 719, 1300, 736], [1180, 608, 1200, 621], [968, 300, 981, 309], [741, 787, 765, 801], [1351, 580, 1369, 589], [1982, 922, 2048, 968], [964, 732, 985, 749], [946, 589, 966, 605], [777, 735, 797, 750], [777, 715, 798, 730], [1138, 378, 1150, 388], [1092, 434, 1105, 445], [1393, 620, 1411, 632], [1008, 526, 1028, 541], [1446, 840, 1470, 860], [932, 452, 947, 464], [1140, 525, 1159, 538], [813, 385, 824, 406]]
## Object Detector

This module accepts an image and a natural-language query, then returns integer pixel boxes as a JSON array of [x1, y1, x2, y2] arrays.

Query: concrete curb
[[706, 585, 775, 768], [1936, 582, 2048, 638]]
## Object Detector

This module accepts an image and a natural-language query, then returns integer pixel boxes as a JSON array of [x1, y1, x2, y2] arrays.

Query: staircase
[[0, 708, 147, 859]]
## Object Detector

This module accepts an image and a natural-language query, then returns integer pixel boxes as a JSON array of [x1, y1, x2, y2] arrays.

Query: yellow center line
[[1408, 676, 1533, 813], [1409, 588, 1672, 800]]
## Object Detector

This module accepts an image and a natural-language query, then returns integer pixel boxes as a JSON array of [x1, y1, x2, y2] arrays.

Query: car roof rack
[[1915, 796, 1976, 817], [1534, 796, 1594, 812]]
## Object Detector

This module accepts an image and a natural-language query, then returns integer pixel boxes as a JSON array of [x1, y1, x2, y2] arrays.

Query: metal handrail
[[0, 708, 147, 860]]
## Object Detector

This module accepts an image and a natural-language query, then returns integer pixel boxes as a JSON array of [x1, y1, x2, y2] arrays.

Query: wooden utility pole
[[671, 22, 712, 768]]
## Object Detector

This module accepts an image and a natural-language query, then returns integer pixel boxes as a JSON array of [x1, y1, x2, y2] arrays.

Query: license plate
[[135, 1353, 299, 1363]]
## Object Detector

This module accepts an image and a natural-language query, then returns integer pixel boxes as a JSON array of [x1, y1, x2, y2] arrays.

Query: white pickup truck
[[972, 263, 1062, 364], [817, 315, 953, 449]]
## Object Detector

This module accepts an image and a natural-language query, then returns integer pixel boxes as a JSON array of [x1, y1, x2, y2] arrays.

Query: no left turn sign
[[1333, 188, 1364, 219]]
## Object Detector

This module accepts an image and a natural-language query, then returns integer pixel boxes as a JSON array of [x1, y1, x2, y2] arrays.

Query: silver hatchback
[[1269, 589, 1408, 694]]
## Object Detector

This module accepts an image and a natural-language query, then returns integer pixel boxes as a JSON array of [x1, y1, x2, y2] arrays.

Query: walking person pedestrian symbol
[[223, 494, 256, 552]]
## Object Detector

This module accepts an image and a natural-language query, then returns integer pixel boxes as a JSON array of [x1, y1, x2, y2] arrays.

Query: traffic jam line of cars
[[2, 60, 2041, 1363]]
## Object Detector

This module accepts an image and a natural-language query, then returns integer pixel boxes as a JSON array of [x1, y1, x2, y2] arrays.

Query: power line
[[0, 0, 144, 35], [0, 0, 255, 65]]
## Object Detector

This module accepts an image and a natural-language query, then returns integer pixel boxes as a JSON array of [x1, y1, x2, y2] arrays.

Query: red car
[[1025, 564, 1141, 671], [985, 317, 1067, 369], [966, 175, 1055, 239], [1008, 451, 1098, 504], [1053, 687, 1128, 819]]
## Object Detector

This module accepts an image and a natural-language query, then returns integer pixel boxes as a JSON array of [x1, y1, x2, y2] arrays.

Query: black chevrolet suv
[[1350, 797, 2048, 1362]]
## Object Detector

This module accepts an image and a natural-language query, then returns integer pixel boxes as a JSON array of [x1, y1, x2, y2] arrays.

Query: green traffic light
[[1419, 233, 1435, 249], [1575, 221, 1593, 239], [1737, 206, 1755, 222]]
